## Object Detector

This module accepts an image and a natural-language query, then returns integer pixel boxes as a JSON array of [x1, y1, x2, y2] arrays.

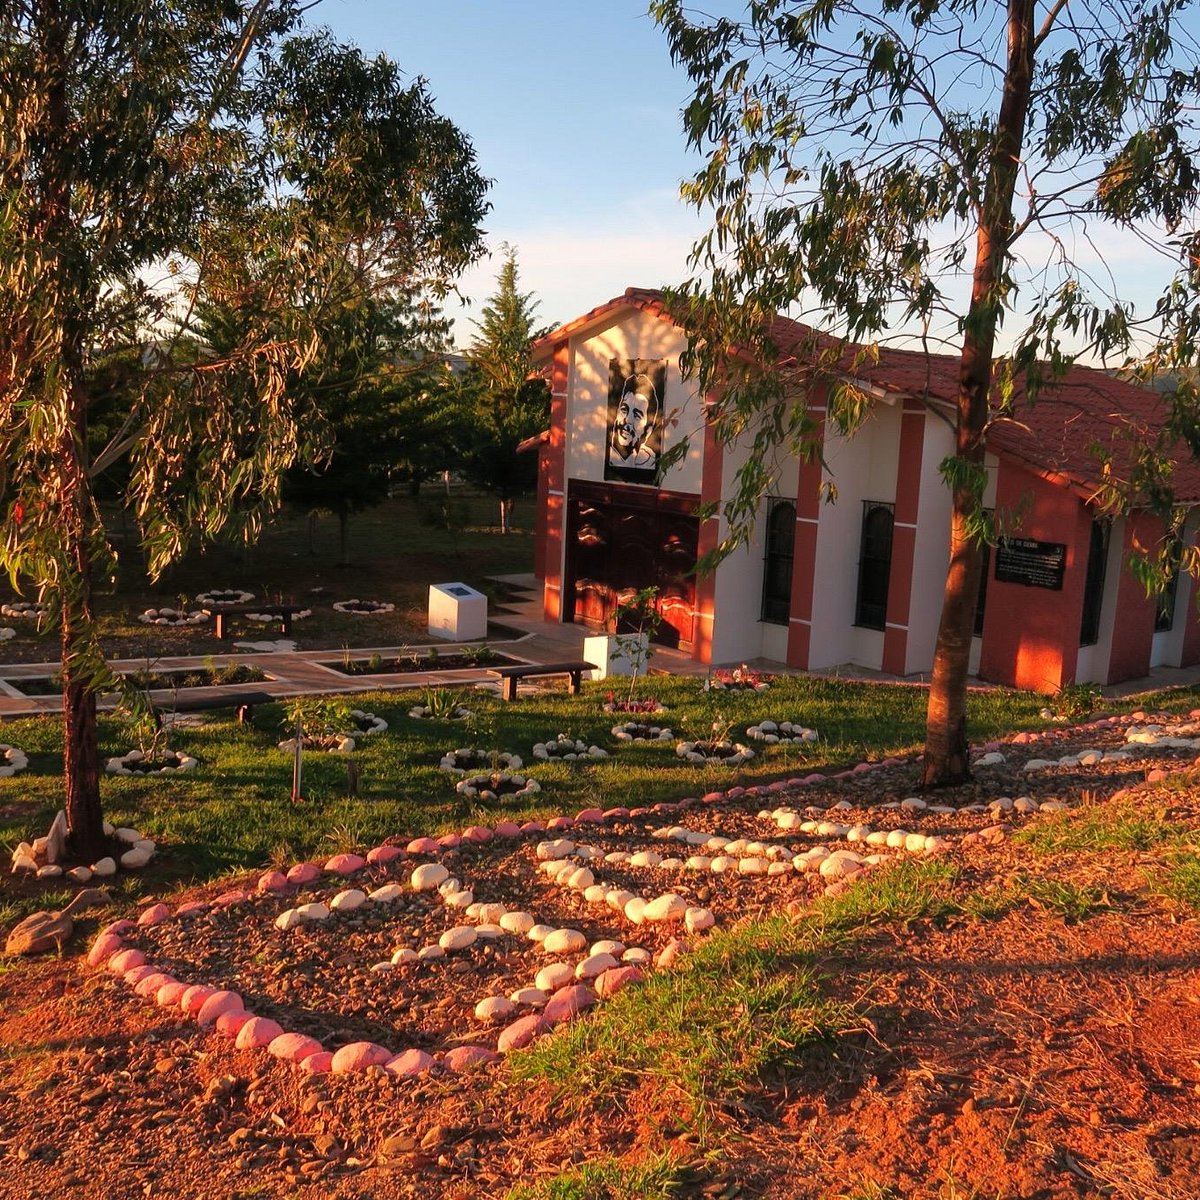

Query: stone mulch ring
[[409, 702, 474, 721], [139, 606, 208, 627], [611, 722, 674, 742], [14, 819, 158, 880], [1, 600, 44, 619], [455, 771, 541, 802], [0, 743, 29, 777], [746, 720, 819, 745], [345, 710, 388, 737], [332, 599, 395, 615], [246, 607, 311, 623], [675, 739, 755, 766], [532, 736, 609, 761], [106, 749, 199, 776], [439, 749, 523, 774], [195, 589, 254, 606]]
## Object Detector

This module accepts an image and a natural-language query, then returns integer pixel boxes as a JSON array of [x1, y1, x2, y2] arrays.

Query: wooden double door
[[564, 480, 699, 651]]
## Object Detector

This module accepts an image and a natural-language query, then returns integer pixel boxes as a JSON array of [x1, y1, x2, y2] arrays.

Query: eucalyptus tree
[[0, 1, 488, 856], [654, 0, 1200, 785]]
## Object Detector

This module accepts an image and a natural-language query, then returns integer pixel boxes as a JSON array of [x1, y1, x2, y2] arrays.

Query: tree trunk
[[922, 0, 1035, 787]]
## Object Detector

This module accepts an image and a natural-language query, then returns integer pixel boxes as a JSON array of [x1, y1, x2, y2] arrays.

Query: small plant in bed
[[278, 698, 358, 752], [408, 688, 474, 721], [746, 719, 819, 744], [439, 747, 523, 773], [677, 718, 755, 766], [602, 691, 665, 715], [705, 663, 776, 692], [107, 706, 197, 776], [330, 645, 514, 675]]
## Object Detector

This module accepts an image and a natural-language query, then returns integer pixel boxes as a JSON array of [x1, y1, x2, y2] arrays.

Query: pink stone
[[833, 770, 853, 780], [655, 939, 684, 969], [235, 1017, 284, 1050], [156, 981, 189, 1007], [1147, 768, 1168, 783], [574, 808, 604, 824], [87, 933, 123, 968], [406, 837, 439, 853], [463, 825, 493, 842], [137, 903, 172, 927], [286, 862, 321, 884], [174, 901, 208, 918], [436, 833, 462, 849], [267, 1032, 324, 1063], [492, 821, 522, 838], [180, 985, 215, 1015], [108, 948, 146, 975], [803, 774, 825, 784], [601, 808, 629, 820], [324, 852, 366, 876], [215, 1010, 255, 1038], [595, 965, 645, 999], [214, 890, 249, 906], [385, 1048, 435, 1077], [197, 990, 245, 1028], [852, 762, 874, 774], [442, 1045, 501, 1072], [497, 1014, 549, 1053], [298, 1051, 333, 1075], [257, 870, 289, 893], [546, 817, 574, 830], [768, 780, 789, 792], [677, 797, 698, 809], [366, 844, 404, 865], [542, 984, 598, 1026], [725, 786, 745, 798], [330, 1041, 392, 1074], [101, 919, 136, 937], [123, 964, 158, 986], [519, 820, 546, 833], [629, 806, 650, 818]]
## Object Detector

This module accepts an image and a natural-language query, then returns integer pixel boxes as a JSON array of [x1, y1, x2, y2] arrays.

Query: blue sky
[[318, 0, 711, 343]]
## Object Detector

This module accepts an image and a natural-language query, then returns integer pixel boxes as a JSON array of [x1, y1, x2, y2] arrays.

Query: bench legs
[[568, 670, 583, 695], [213, 612, 229, 640], [503, 677, 520, 702]]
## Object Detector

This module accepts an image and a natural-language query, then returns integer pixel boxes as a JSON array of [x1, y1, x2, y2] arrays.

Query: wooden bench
[[152, 689, 275, 727], [206, 603, 305, 640], [486, 660, 598, 702]]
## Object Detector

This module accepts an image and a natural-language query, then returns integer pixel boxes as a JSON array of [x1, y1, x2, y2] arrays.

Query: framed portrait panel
[[604, 358, 665, 485]]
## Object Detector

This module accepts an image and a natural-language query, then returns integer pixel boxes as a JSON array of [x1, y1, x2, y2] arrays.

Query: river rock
[[331, 1041, 391, 1073], [440, 926, 477, 951], [267, 1033, 324, 1063], [535, 963, 575, 992], [595, 965, 645, 998], [542, 984, 598, 1025], [542, 928, 587, 954], [411, 863, 449, 890], [474, 995, 516, 1022], [497, 1014, 549, 1052], [197, 990, 244, 1028], [386, 1048, 434, 1076], [644, 893, 687, 922], [330, 888, 367, 912], [443, 1045, 501, 1072]]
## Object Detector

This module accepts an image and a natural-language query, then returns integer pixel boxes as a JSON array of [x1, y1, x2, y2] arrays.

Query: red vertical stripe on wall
[[1106, 512, 1160, 684], [542, 341, 569, 621], [786, 399, 826, 669], [881, 402, 925, 675], [693, 400, 724, 664]]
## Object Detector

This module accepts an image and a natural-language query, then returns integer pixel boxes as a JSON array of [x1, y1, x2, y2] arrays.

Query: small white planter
[[583, 632, 648, 680]]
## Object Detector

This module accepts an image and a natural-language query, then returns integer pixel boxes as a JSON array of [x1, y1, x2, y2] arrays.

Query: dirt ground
[[1, 716, 1199, 1200]]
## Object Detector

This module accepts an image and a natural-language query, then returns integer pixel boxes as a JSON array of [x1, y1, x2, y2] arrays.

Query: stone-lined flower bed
[[705, 665, 775, 691], [13, 818, 157, 880], [1, 600, 44, 619], [532, 735, 609, 761], [0, 743, 29, 777], [747, 720, 820, 745], [139, 606, 208, 627], [611, 722, 674, 742], [246, 607, 311, 623], [106, 749, 199, 776], [675, 738, 755, 766], [332, 599, 395, 615], [454, 772, 541, 802], [439, 749, 523, 774], [195, 589, 254, 606], [345, 710, 387, 737], [409, 702, 474, 721]]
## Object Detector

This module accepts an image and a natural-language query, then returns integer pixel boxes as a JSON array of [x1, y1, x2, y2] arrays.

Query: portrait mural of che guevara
[[604, 358, 665, 485]]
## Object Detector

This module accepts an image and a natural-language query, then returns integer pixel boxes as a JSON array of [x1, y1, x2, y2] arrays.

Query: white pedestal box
[[583, 632, 649, 680], [428, 582, 488, 641]]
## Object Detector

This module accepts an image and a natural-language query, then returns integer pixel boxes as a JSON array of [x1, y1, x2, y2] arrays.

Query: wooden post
[[291, 713, 303, 804]]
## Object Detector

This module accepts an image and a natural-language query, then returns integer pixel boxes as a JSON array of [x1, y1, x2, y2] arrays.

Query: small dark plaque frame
[[994, 537, 1067, 591]]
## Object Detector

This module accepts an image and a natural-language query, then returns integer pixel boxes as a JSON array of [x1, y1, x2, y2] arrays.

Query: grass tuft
[[506, 1153, 685, 1200], [1158, 851, 1200, 911], [814, 858, 960, 932], [1015, 798, 1186, 855]]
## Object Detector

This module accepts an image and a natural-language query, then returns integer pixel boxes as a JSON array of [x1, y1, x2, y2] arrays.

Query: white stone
[[91, 857, 117, 877], [391, 948, 418, 964], [438, 877, 462, 896], [884, 831, 908, 849], [476, 924, 504, 939], [330, 888, 367, 912], [275, 908, 304, 931], [115, 827, 142, 845], [624, 897, 648, 924], [820, 851, 864, 880], [685, 907, 715, 933], [440, 926, 477, 951], [629, 850, 662, 868], [369, 883, 405, 903], [477, 903, 507, 923], [606, 889, 635, 912], [120, 848, 152, 870], [500, 911, 536, 935], [36, 864, 63, 879], [536, 839, 575, 861], [510, 987, 548, 1007], [535, 962, 574, 992], [566, 867, 595, 891], [543, 928, 587, 955], [899, 797, 926, 812], [710, 855, 735, 873], [417, 945, 445, 960], [622, 947, 651, 964], [474, 996, 515, 1022], [1013, 797, 1039, 814], [767, 861, 792, 876], [644, 894, 687, 922], [527, 924, 553, 943], [296, 902, 330, 921], [583, 884, 608, 903], [686, 855, 713, 871], [67, 866, 93, 883], [904, 833, 929, 853], [444, 890, 473, 909], [411, 863, 449, 891], [591, 939, 624, 957], [576, 952, 619, 980], [604, 851, 631, 865], [705, 836, 730, 851], [865, 831, 891, 847]]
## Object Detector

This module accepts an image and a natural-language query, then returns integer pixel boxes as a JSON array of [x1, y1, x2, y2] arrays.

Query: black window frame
[[1079, 518, 1110, 647], [854, 501, 894, 631], [760, 498, 796, 625], [1155, 540, 1183, 633]]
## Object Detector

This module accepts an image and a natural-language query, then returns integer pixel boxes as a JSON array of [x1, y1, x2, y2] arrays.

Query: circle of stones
[[1, 601, 43, 619], [106, 749, 198, 776], [195, 589, 254, 606], [139, 606, 208, 627], [676, 739, 755, 766], [747, 720, 820, 745], [0, 744, 29, 776], [332, 599, 395, 615], [532, 735, 609, 761], [278, 733, 357, 753], [611, 722, 674, 742], [455, 771, 541, 801], [439, 748, 523, 774], [14, 818, 157, 880], [346, 710, 388, 737], [0, 627, 15, 640], [409, 703, 474, 721]]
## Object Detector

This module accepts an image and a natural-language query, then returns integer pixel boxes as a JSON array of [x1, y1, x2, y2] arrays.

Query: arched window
[[855, 502, 894, 630], [1079, 519, 1109, 646], [760, 499, 795, 624]]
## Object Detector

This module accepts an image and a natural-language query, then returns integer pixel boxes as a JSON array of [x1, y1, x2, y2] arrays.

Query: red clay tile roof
[[536, 288, 1200, 504]]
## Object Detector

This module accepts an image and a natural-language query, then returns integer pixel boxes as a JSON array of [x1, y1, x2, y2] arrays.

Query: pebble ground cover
[[3, 689, 1200, 1198]]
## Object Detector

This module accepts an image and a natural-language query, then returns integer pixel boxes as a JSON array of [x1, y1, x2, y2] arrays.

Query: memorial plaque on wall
[[994, 537, 1067, 590]]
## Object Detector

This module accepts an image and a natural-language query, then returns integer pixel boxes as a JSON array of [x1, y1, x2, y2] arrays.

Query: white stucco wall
[[564, 311, 704, 496], [808, 401, 903, 671]]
